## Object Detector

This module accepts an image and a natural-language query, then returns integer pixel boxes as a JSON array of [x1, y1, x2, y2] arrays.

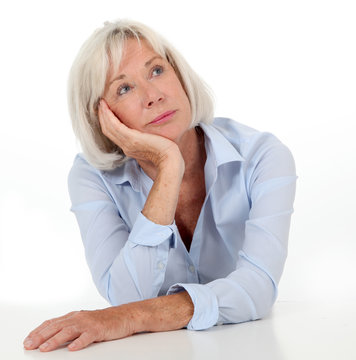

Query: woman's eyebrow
[[109, 55, 163, 86], [109, 74, 126, 86], [144, 55, 162, 67]]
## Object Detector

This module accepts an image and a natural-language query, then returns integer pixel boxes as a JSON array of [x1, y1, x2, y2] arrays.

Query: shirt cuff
[[128, 211, 178, 248], [167, 283, 219, 330]]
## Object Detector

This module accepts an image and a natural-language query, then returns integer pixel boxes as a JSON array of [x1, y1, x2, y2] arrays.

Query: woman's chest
[[175, 185, 206, 251]]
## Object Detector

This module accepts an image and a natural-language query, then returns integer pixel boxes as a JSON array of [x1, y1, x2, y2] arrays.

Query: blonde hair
[[68, 19, 214, 170]]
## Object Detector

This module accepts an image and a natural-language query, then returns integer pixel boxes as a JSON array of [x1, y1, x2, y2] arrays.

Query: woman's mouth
[[149, 110, 177, 125]]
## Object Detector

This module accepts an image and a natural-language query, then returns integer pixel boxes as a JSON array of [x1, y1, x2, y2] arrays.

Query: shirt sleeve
[[168, 140, 298, 330], [68, 155, 178, 306]]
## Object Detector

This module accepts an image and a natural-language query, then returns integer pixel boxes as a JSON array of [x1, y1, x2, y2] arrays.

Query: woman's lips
[[149, 110, 177, 125]]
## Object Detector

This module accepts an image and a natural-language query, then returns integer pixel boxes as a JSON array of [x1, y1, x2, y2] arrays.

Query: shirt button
[[157, 262, 165, 270], [189, 265, 195, 273]]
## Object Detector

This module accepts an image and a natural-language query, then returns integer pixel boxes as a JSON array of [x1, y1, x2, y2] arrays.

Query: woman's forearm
[[129, 291, 194, 333], [24, 291, 194, 352], [141, 155, 185, 225]]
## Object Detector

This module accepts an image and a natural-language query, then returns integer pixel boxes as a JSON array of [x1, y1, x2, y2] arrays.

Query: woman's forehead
[[107, 38, 164, 78], [105, 38, 166, 91], [121, 38, 160, 66]]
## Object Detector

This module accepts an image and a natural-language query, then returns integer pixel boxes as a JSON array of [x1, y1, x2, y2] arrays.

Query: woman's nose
[[141, 83, 164, 108]]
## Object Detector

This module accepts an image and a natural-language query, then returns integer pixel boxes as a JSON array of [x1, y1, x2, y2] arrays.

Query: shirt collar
[[103, 121, 245, 188], [199, 122, 245, 166], [102, 158, 142, 191]]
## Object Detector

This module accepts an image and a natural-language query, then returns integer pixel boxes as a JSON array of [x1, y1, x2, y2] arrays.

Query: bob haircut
[[68, 19, 214, 170]]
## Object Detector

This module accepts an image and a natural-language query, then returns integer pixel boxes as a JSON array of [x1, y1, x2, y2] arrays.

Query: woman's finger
[[98, 99, 126, 139], [98, 100, 140, 148], [25, 311, 77, 337], [24, 321, 62, 350], [24, 312, 78, 349], [38, 326, 81, 352], [99, 99, 118, 125], [99, 99, 128, 132], [68, 331, 96, 351], [97, 98, 181, 165]]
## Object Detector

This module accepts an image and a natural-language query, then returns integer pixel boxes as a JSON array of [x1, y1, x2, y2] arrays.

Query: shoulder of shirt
[[69, 153, 101, 176], [67, 153, 105, 188], [68, 152, 140, 189], [208, 117, 287, 159], [68, 118, 290, 185]]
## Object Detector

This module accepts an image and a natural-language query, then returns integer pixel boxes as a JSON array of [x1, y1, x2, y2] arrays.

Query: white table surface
[[1, 300, 355, 359]]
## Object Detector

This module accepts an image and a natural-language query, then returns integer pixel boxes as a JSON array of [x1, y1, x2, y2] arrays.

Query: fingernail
[[39, 342, 49, 350], [24, 339, 33, 348]]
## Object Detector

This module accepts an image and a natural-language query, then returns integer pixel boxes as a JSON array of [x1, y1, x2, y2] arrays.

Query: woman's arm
[[68, 100, 188, 305], [167, 137, 298, 329], [25, 156, 195, 352], [141, 154, 184, 225], [68, 155, 183, 304], [24, 291, 194, 352], [24, 101, 196, 351], [99, 97, 185, 225]]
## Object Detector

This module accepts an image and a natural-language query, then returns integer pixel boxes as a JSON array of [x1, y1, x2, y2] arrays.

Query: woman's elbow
[[254, 295, 275, 320], [252, 278, 277, 320], [220, 281, 277, 324]]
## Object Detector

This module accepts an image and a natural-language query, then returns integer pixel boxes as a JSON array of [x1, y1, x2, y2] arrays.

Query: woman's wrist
[[156, 148, 185, 176], [130, 291, 194, 334], [141, 151, 184, 225]]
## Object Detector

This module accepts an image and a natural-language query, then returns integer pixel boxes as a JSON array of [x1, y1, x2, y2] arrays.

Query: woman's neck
[[181, 126, 206, 180]]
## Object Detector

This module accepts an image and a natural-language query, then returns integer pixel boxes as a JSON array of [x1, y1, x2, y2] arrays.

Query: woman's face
[[103, 38, 192, 143]]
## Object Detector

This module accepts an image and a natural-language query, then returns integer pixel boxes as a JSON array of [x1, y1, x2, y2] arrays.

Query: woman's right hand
[[98, 99, 184, 171], [98, 99, 184, 225]]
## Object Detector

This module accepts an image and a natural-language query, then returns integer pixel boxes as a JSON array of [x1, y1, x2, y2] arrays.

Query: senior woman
[[24, 19, 297, 352]]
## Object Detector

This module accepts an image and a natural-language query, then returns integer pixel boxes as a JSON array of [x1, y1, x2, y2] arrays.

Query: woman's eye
[[118, 84, 131, 96], [152, 65, 164, 77]]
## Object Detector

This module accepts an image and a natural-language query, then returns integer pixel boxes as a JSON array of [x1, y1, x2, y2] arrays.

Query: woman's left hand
[[23, 306, 134, 352]]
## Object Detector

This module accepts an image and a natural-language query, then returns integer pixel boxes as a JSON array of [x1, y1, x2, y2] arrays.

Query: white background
[[0, 0, 355, 309]]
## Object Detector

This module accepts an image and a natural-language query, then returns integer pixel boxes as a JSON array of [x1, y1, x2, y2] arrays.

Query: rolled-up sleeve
[[167, 283, 219, 330], [68, 155, 178, 306], [168, 140, 297, 330]]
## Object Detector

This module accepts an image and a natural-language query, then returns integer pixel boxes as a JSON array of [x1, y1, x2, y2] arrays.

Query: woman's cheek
[[108, 100, 130, 126], [121, 102, 143, 130]]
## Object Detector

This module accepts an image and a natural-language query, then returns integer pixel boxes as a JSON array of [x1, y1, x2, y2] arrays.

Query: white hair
[[68, 19, 214, 170]]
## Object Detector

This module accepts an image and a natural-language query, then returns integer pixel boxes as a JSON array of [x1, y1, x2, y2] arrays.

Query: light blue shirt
[[68, 117, 297, 330]]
